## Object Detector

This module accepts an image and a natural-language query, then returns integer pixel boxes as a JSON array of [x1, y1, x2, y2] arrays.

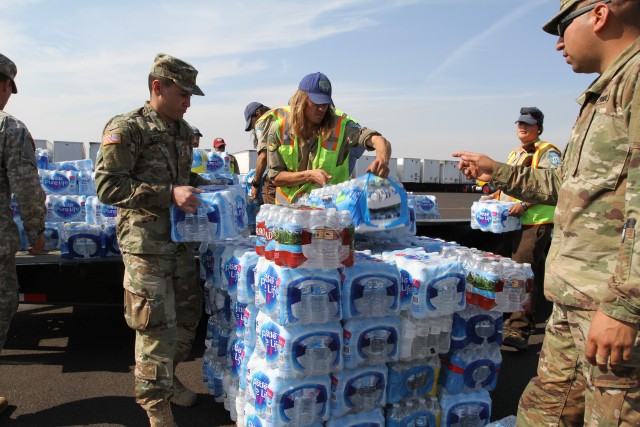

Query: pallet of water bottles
[[198, 228, 532, 427]]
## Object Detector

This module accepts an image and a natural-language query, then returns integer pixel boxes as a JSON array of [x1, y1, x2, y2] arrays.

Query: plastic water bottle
[[451, 306, 503, 350], [467, 257, 501, 310], [521, 262, 535, 311], [329, 364, 387, 418], [339, 210, 354, 266], [440, 346, 502, 394], [290, 279, 335, 325], [212, 361, 225, 403], [255, 204, 271, 256], [263, 205, 279, 260], [202, 346, 213, 385], [353, 277, 393, 318], [486, 415, 518, 427], [386, 402, 406, 427], [496, 262, 529, 312], [386, 358, 440, 403], [278, 208, 306, 268]]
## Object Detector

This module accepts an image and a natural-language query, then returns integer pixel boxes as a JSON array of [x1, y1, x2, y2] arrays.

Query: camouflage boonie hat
[[0, 54, 18, 94], [542, 0, 603, 35], [150, 53, 204, 96]]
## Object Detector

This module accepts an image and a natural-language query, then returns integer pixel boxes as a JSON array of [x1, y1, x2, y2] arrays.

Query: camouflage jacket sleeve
[[266, 124, 285, 181], [600, 79, 640, 324], [94, 116, 172, 209], [2, 115, 46, 245], [491, 159, 563, 206], [189, 171, 211, 187]]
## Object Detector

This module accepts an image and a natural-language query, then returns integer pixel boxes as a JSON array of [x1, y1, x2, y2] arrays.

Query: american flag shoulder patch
[[102, 133, 122, 145]]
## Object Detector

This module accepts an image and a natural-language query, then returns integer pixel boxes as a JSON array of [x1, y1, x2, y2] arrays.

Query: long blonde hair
[[289, 90, 335, 141]]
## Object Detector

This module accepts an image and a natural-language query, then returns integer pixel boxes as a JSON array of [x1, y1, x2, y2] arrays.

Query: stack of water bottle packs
[[199, 198, 535, 426], [470, 200, 521, 233], [11, 148, 119, 259], [302, 173, 412, 233], [170, 183, 250, 243]]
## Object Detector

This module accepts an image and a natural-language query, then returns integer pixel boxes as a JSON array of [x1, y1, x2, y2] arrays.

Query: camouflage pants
[[122, 246, 203, 410], [0, 254, 19, 352], [517, 303, 640, 426]]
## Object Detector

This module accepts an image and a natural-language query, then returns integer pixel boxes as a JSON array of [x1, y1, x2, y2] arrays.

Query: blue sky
[[0, 0, 596, 162]]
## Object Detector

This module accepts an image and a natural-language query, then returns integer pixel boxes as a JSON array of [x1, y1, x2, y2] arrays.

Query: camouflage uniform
[[0, 54, 46, 353], [94, 54, 208, 413], [491, 37, 640, 426]]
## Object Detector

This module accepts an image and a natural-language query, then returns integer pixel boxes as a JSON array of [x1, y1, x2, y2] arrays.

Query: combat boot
[[169, 376, 197, 407], [0, 396, 8, 414], [146, 401, 178, 427]]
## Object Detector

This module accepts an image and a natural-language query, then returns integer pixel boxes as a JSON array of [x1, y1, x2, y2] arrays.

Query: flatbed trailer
[[16, 218, 503, 306]]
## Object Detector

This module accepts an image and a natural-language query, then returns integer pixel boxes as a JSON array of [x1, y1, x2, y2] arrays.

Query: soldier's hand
[[585, 310, 638, 372], [452, 151, 497, 182], [28, 234, 45, 255], [172, 185, 205, 214], [250, 186, 259, 201]]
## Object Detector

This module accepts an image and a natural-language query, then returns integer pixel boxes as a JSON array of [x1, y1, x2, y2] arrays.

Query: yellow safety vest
[[273, 108, 351, 204], [506, 141, 559, 225]]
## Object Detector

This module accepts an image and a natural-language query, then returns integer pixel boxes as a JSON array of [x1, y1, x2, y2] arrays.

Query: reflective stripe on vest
[[274, 110, 350, 204], [507, 141, 559, 225]]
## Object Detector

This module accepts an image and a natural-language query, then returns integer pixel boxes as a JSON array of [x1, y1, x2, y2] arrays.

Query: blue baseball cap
[[191, 126, 202, 136], [244, 101, 264, 131], [298, 72, 333, 105]]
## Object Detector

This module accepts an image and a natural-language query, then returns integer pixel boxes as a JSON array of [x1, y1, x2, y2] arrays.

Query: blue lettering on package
[[225, 256, 240, 292], [475, 208, 492, 229], [54, 199, 81, 219], [101, 204, 117, 218], [260, 265, 279, 310], [44, 172, 70, 192], [206, 155, 224, 172], [261, 324, 281, 362], [417, 198, 435, 211], [252, 372, 271, 412]]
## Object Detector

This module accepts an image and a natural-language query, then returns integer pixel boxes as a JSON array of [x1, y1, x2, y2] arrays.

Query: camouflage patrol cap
[[542, 0, 600, 35], [150, 53, 204, 96], [0, 54, 18, 94]]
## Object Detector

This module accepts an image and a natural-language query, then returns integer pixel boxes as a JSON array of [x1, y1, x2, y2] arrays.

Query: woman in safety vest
[[265, 72, 392, 205], [489, 106, 561, 351]]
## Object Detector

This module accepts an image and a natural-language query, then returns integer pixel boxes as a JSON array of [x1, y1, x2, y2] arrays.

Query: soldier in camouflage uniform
[[0, 54, 46, 415], [95, 53, 210, 427], [454, 1, 640, 425]]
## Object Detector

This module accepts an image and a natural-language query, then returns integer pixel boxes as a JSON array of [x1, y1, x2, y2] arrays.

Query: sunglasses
[[557, 0, 611, 37]]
